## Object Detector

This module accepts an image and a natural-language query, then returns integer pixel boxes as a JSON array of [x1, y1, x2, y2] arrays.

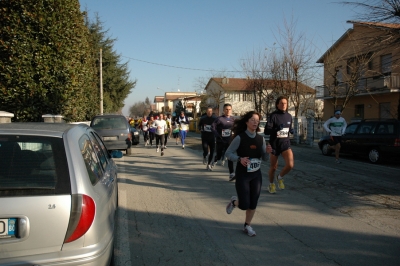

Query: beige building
[[154, 92, 197, 114], [204, 77, 315, 118], [317, 21, 400, 122]]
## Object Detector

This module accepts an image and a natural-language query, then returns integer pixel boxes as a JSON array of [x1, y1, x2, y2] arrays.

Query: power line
[[121, 55, 241, 73]]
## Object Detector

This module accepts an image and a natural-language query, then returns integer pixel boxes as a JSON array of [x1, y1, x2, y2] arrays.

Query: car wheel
[[321, 142, 333, 156], [126, 148, 132, 155], [368, 148, 382, 164]]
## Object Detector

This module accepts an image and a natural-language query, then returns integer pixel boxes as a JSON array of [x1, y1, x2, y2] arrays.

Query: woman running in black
[[225, 111, 272, 237]]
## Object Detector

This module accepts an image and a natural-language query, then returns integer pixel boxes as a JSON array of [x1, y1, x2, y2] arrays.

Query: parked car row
[[318, 119, 400, 164], [0, 122, 123, 265]]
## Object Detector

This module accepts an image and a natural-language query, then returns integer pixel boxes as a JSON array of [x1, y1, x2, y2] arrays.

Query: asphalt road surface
[[113, 133, 400, 266]]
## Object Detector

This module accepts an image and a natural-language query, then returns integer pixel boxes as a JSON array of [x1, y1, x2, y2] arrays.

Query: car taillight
[[395, 138, 400, 147], [64, 194, 96, 243]]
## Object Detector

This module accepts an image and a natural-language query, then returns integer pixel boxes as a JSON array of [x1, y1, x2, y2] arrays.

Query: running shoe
[[156, 147, 159, 152], [203, 157, 207, 165], [161, 151, 164, 156], [276, 176, 285, 190], [211, 161, 217, 168], [164, 145, 167, 149], [182, 145, 185, 149], [207, 164, 212, 171], [229, 173, 236, 182], [226, 196, 237, 214], [336, 159, 341, 164], [268, 183, 276, 194], [243, 225, 256, 237], [176, 142, 178, 145], [145, 141, 148, 147], [221, 158, 226, 166]]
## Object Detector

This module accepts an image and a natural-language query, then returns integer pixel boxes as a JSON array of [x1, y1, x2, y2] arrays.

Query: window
[[354, 104, 364, 119], [345, 123, 359, 134], [376, 123, 394, 134], [356, 122, 377, 134], [0, 136, 70, 196], [381, 54, 392, 74], [379, 102, 391, 119], [79, 135, 103, 185], [242, 93, 253, 102]]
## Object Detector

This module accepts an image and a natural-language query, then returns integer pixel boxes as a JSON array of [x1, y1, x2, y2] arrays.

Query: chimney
[[222, 77, 229, 84], [0, 111, 14, 123], [42, 114, 64, 123]]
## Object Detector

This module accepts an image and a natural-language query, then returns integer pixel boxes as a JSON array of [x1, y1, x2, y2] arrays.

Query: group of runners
[[196, 96, 295, 237], [136, 111, 191, 156], [134, 95, 344, 238]]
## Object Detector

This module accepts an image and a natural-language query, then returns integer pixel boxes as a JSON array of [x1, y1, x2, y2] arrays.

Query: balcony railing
[[316, 74, 400, 98]]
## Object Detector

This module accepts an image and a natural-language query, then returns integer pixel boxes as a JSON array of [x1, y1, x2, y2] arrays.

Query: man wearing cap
[[323, 110, 347, 164]]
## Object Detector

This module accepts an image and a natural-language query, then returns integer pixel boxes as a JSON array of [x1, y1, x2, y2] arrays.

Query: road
[[112, 133, 400, 266]]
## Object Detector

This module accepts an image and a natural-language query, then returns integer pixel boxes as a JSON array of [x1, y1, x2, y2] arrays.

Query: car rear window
[[376, 123, 395, 134], [0, 136, 70, 197], [91, 117, 128, 130]]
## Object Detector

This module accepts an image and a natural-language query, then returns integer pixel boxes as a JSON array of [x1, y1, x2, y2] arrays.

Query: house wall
[[324, 93, 399, 122], [321, 24, 400, 121]]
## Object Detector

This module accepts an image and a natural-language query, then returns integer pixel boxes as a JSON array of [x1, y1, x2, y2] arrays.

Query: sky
[[79, 0, 359, 116]]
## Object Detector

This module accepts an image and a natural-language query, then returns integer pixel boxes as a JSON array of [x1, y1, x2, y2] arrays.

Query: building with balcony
[[316, 21, 400, 121]]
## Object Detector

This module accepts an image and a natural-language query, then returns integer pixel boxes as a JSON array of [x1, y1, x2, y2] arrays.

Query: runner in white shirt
[[323, 110, 347, 164], [154, 113, 167, 156]]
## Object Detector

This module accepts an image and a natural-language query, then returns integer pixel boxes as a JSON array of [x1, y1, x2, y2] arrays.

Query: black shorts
[[330, 136, 342, 145], [271, 139, 291, 156]]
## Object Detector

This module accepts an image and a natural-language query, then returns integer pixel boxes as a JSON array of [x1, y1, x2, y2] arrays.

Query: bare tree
[[272, 16, 317, 118], [340, 0, 400, 118], [241, 48, 278, 118]]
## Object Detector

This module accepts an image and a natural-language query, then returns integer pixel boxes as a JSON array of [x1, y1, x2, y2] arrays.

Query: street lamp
[[157, 87, 167, 113]]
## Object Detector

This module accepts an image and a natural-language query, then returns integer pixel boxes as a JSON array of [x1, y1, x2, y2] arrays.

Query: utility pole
[[100, 49, 103, 115]]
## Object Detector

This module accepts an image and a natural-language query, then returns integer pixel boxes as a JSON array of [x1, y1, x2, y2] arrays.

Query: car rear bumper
[[0, 234, 114, 266], [103, 140, 131, 150]]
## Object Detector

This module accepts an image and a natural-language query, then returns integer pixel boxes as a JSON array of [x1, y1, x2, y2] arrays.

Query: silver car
[[0, 123, 122, 265]]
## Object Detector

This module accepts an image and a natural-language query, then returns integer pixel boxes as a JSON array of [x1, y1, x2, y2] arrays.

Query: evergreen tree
[[0, 0, 98, 121], [85, 13, 136, 114]]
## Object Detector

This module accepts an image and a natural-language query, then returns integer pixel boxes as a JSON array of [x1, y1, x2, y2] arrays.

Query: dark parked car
[[318, 119, 400, 163], [0, 123, 122, 265], [130, 126, 140, 145], [91, 114, 132, 155]]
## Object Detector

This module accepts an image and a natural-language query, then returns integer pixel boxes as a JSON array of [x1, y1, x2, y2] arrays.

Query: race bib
[[277, 128, 289, 138], [222, 129, 231, 137], [247, 158, 261, 172], [142, 126, 148, 131], [204, 125, 212, 132], [180, 124, 188, 131]]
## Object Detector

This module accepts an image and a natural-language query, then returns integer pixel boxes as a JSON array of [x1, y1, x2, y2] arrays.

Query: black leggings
[[201, 137, 215, 164], [155, 134, 164, 149], [149, 132, 155, 145], [235, 171, 262, 210], [214, 141, 234, 174]]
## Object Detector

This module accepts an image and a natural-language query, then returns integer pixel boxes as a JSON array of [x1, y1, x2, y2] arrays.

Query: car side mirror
[[111, 150, 123, 158]]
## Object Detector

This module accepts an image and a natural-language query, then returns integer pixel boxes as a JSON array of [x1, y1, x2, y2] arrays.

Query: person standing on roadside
[[140, 115, 150, 146], [211, 103, 235, 181], [323, 110, 347, 164], [154, 113, 167, 156], [198, 106, 217, 170], [176, 111, 189, 149], [148, 115, 156, 147], [264, 96, 294, 194], [225, 111, 272, 237]]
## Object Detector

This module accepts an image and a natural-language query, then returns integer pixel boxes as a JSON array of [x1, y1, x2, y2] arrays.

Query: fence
[[295, 119, 329, 145]]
